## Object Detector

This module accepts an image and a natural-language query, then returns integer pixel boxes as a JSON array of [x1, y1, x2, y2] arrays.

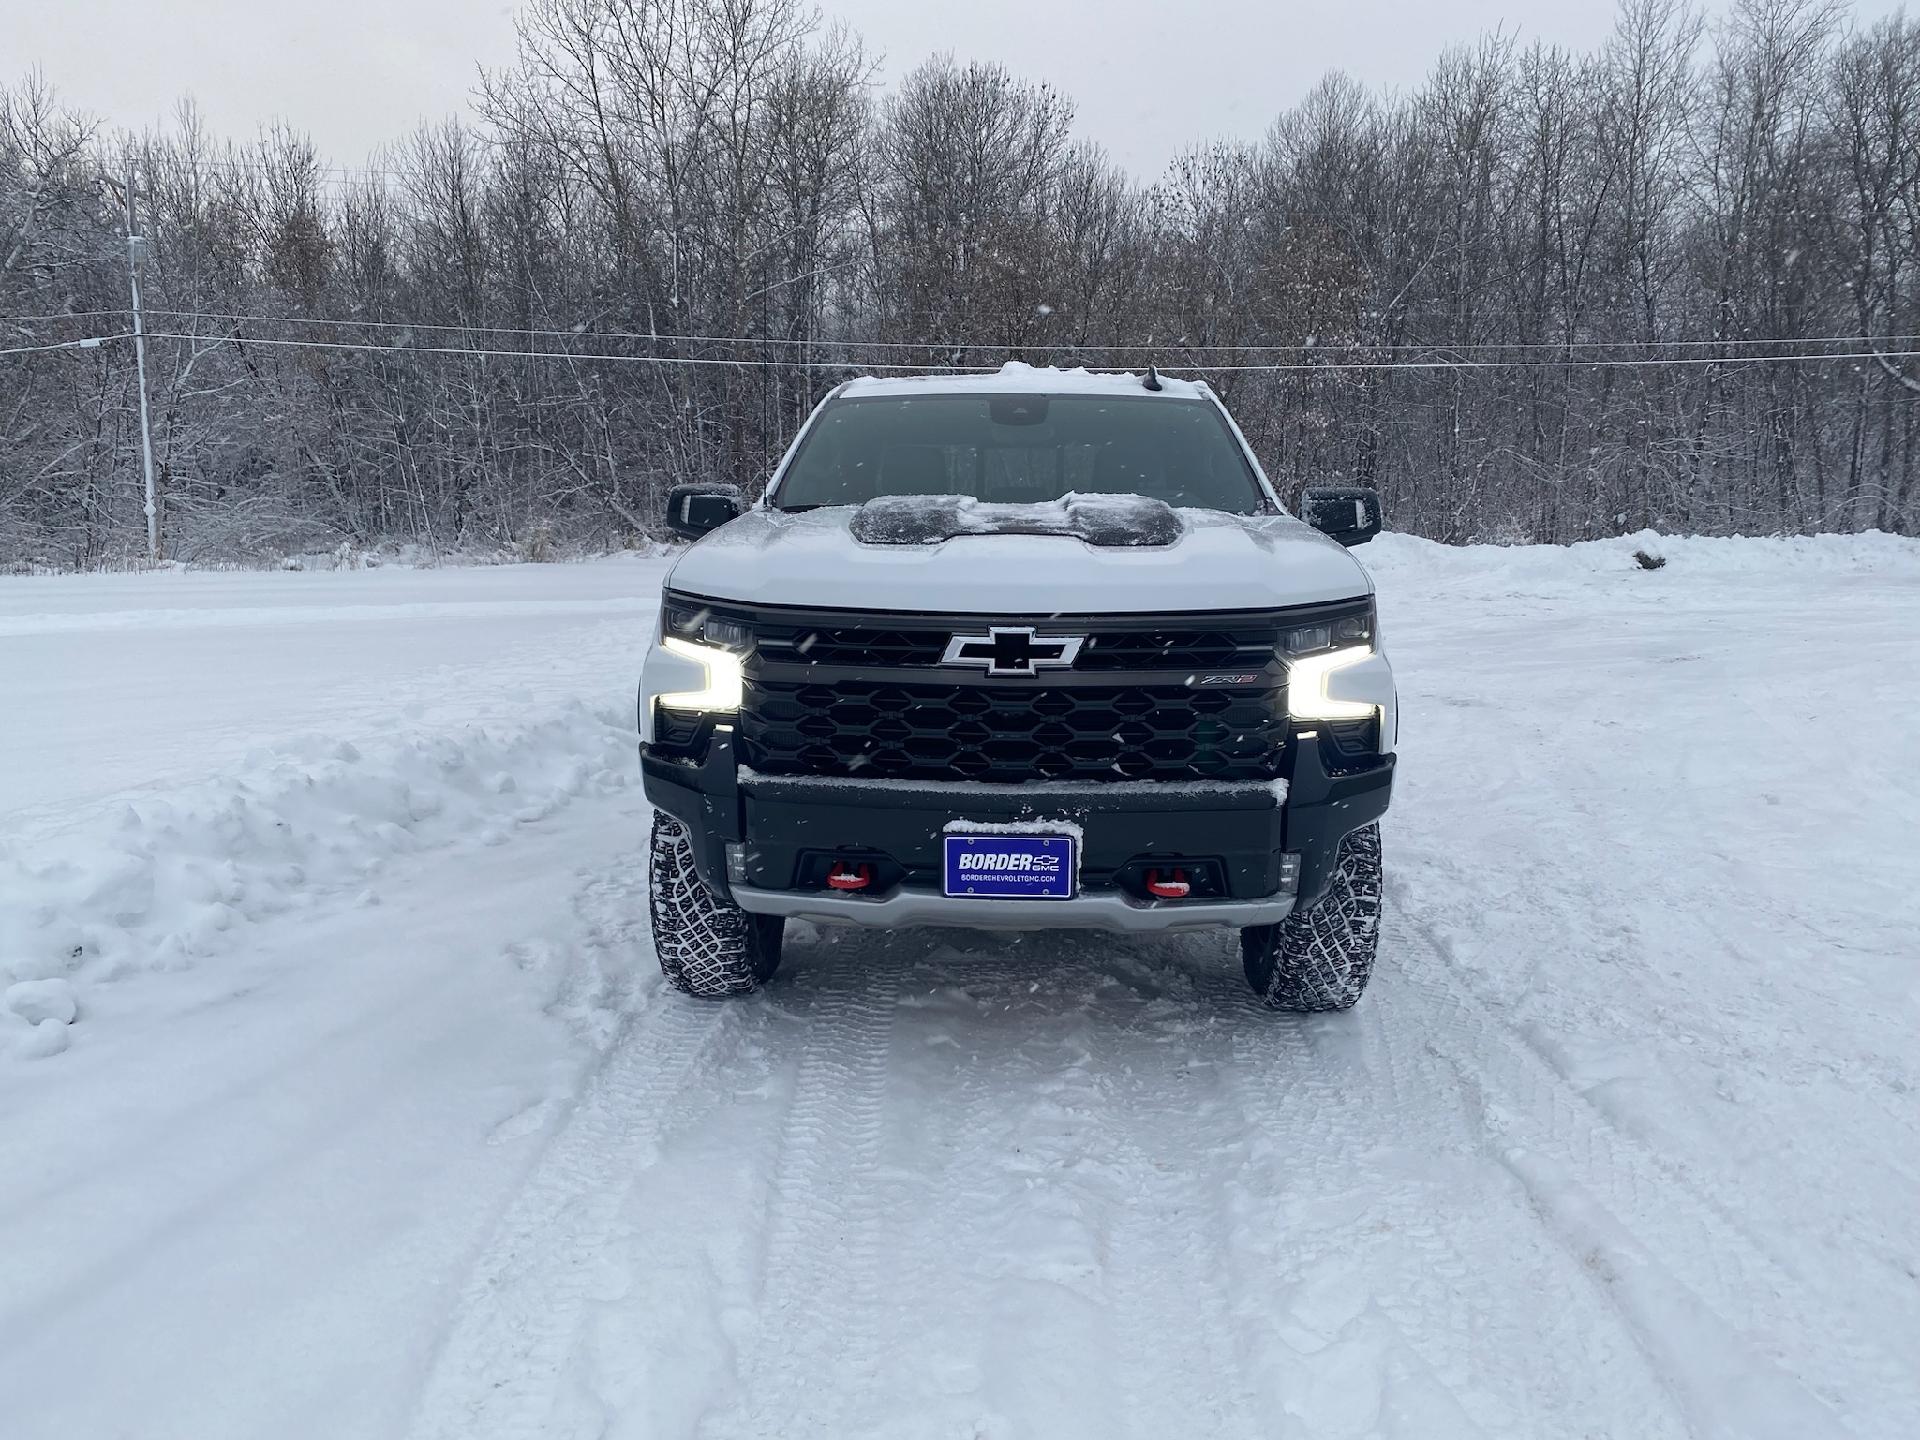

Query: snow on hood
[[849, 493, 1185, 548], [667, 503, 1373, 614]]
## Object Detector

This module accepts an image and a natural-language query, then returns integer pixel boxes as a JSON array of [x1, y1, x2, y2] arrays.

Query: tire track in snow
[[405, 1000, 742, 1440], [1223, 992, 1522, 1436], [1255, 1001, 1504, 1437], [846, 947, 1041, 1437], [690, 932, 902, 1440], [1390, 905, 1920, 1439], [1214, 949, 1688, 1440], [1075, 949, 1267, 1440], [859, 934, 1138, 1440], [410, 876, 1912, 1440], [1566, 729, 1920, 1333], [1363, 972, 1673, 1439], [403, 853, 745, 1440]]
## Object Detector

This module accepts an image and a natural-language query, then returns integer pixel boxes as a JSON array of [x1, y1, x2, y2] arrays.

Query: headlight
[[662, 600, 750, 650], [1280, 602, 1373, 658], [1284, 600, 1378, 721], [657, 637, 745, 712]]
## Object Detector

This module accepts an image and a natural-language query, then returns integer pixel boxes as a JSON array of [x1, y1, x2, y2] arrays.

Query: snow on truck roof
[[838, 362, 1211, 401]]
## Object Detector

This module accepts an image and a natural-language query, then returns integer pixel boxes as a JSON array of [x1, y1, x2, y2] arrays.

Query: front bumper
[[642, 726, 1392, 931], [728, 883, 1298, 932]]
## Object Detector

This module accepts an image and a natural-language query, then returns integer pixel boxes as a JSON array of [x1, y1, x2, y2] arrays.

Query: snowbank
[[0, 704, 639, 1059], [1362, 527, 1920, 596]]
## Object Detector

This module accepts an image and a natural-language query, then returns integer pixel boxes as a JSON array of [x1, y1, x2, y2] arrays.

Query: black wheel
[[648, 812, 783, 997], [1241, 822, 1383, 1011]]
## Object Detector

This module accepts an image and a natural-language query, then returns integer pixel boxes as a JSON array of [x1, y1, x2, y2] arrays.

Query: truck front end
[[637, 366, 1396, 1009]]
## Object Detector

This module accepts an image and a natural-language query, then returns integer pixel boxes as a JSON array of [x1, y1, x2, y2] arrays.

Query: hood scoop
[[849, 493, 1185, 548]]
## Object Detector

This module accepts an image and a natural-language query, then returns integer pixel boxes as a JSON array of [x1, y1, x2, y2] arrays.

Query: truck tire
[[648, 812, 784, 997], [1240, 822, 1382, 1011]]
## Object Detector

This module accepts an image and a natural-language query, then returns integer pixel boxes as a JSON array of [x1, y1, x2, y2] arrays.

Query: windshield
[[771, 393, 1269, 513]]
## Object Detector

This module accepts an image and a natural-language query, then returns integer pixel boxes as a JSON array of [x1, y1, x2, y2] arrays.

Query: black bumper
[[642, 728, 1392, 917]]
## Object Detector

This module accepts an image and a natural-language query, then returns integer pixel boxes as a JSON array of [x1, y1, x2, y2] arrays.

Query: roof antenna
[[1143, 363, 1163, 392]]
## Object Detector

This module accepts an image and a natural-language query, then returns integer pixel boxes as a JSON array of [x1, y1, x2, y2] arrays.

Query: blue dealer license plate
[[943, 834, 1076, 899]]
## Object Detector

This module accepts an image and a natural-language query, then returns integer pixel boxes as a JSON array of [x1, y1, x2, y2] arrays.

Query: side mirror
[[666, 483, 744, 539], [1300, 485, 1383, 547]]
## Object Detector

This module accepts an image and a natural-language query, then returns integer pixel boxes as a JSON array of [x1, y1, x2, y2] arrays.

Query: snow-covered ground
[[2, 534, 1917, 1439]]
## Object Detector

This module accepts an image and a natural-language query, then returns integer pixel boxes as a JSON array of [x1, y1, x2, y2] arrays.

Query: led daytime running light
[[658, 636, 745, 712], [1288, 645, 1377, 721]]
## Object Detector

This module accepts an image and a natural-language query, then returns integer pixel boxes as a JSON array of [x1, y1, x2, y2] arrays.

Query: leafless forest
[[4, 0, 1919, 566]]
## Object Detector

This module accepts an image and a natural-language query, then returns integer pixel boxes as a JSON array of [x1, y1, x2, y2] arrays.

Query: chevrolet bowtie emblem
[[941, 626, 1085, 677]]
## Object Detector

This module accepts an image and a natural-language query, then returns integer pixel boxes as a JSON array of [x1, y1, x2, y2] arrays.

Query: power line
[[0, 333, 132, 359], [131, 328, 1920, 373], [97, 307, 1920, 357], [1187, 349, 1920, 373], [4, 309, 140, 325], [22, 322, 1920, 373], [1325, 332, 1920, 354], [124, 156, 430, 185], [139, 331, 1000, 372]]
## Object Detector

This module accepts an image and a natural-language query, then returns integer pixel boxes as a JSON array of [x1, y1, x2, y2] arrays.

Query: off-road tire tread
[[648, 812, 780, 997], [1243, 822, 1382, 1011]]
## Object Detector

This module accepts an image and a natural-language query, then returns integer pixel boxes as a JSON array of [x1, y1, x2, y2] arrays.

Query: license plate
[[943, 834, 1076, 899]]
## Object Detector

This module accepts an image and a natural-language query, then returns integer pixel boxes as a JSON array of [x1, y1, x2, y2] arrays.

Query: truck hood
[[666, 503, 1374, 614]]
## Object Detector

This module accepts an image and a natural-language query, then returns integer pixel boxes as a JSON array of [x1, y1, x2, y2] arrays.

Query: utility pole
[[124, 162, 160, 564]]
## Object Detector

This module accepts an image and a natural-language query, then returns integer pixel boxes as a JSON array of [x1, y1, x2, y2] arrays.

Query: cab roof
[[837, 361, 1211, 402]]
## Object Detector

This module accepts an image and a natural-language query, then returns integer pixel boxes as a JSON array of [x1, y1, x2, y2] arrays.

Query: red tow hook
[[826, 862, 874, 892], [1145, 868, 1191, 900]]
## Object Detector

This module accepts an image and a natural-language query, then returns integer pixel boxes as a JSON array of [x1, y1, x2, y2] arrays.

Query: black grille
[[739, 677, 1288, 783], [753, 620, 1279, 671]]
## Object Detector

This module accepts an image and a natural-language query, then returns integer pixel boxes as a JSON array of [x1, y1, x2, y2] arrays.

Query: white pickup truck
[[638, 364, 1397, 1009]]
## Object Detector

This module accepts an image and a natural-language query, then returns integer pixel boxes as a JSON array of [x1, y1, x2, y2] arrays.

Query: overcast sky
[[7, 0, 1910, 179]]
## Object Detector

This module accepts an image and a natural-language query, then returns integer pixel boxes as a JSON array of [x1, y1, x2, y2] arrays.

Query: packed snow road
[[2, 534, 1917, 1439]]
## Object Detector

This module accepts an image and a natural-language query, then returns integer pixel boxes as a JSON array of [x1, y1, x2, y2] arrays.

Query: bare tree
[[3, 0, 1919, 568]]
